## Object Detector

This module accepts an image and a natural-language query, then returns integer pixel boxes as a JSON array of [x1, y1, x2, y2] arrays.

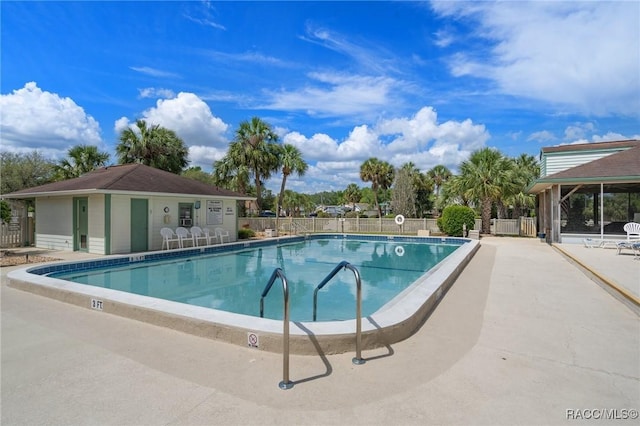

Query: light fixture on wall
[[195, 201, 201, 209]]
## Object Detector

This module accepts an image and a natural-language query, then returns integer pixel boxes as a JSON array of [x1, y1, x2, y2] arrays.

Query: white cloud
[[527, 130, 556, 143], [433, 1, 640, 116], [138, 92, 229, 148], [116, 92, 231, 171], [264, 72, 402, 118], [564, 123, 596, 141], [591, 132, 639, 143], [272, 106, 490, 192], [114, 117, 130, 134], [138, 87, 176, 99], [129, 66, 180, 79], [0, 82, 104, 158], [302, 23, 398, 74], [433, 29, 455, 48]]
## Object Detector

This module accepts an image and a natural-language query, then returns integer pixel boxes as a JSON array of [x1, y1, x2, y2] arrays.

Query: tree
[[360, 157, 395, 218], [392, 166, 417, 218], [440, 174, 471, 208], [182, 166, 215, 185], [0, 151, 55, 194], [508, 154, 540, 218], [53, 145, 110, 180], [229, 117, 280, 212], [398, 162, 433, 218], [343, 183, 362, 212], [427, 164, 452, 197], [0, 200, 11, 224], [428, 164, 452, 216], [276, 144, 308, 217], [213, 156, 251, 194], [457, 148, 511, 234], [116, 119, 189, 174]]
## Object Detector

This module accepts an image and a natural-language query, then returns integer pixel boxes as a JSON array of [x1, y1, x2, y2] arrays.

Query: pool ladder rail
[[259, 260, 364, 390], [313, 260, 365, 366]]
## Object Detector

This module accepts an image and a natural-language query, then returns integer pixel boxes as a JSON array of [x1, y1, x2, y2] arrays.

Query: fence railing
[[0, 217, 34, 248], [490, 217, 537, 237], [241, 216, 536, 237]]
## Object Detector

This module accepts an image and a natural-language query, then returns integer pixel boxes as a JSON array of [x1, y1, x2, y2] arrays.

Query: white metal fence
[[241, 216, 536, 237]]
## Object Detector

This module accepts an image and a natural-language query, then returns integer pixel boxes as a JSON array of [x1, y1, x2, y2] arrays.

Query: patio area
[[1, 237, 638, 425]]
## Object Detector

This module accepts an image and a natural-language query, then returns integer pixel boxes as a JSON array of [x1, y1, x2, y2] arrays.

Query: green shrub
[[0, 200, 11, 225], [437, 205, 476, 237], [238, 228, 255, 239]]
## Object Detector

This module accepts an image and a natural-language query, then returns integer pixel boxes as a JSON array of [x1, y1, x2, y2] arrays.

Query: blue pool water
[[48, 237, 461, 322]]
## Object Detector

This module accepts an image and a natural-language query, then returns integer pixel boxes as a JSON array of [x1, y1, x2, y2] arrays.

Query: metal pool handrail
[[313, 261, 365, 365], [259, 268, 293, 390]]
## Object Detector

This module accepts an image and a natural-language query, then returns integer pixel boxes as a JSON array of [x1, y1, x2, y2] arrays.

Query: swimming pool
[[46, 238, 459, 322], [8, 234, 479, 355]]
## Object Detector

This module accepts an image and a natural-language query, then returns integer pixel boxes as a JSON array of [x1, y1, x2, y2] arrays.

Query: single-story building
[[2, 163, 255, 254], [527, 139, 640, 244]]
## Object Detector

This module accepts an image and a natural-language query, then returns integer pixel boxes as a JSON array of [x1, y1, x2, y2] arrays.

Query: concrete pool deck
[[2, 237, 639, 425]]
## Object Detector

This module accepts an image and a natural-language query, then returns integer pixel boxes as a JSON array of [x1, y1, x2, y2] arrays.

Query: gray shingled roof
[[541, 139, 640, 154], [528, 145, 640, 193], [3, 163, 254, 199]]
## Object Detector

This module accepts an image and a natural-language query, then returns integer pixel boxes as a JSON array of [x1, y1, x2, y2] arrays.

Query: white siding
[[543, 150, 623, 177], [35, 198, 73, 251], [36, 233, 73, 251], [150, 197, 238, 250]]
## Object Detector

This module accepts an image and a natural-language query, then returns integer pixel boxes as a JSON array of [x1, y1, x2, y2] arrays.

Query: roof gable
[[528, 145, 640, 194], [3, 164, 253, 199], [541, 139, 640, 154], [543, 145, 640, 180]]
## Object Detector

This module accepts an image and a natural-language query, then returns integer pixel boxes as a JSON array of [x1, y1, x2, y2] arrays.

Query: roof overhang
[[527, 176, 640, 194], [2, 189, 256, 201]]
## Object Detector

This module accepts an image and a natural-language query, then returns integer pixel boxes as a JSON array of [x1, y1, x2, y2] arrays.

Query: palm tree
[[360, 157, 395, 218], [54, 145, 110, 180], [213, 156, 250, 194], [508, 154, 540, 218], [440, 174, 471, 207], [428, 164, 452, 216], [276, 144, 308, 217], [232, 117, 280, 212], [116, 119, 189, 174], [428, 165, 452, 197], [343, 183, 362, 213], [457, 148, 510, 234]]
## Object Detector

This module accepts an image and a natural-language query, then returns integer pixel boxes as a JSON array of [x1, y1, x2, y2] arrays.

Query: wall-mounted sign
[[206, 200, 223, 225]]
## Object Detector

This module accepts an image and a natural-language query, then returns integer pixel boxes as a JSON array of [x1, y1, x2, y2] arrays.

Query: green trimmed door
[[130, 199, 148, 252]]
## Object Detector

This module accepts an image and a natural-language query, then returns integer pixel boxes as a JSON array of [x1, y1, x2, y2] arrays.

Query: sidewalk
[[2, 237, 638, 425], [554, 241, 640, 303]]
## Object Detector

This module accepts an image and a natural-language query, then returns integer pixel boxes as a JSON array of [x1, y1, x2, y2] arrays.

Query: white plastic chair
[[624, 222, 640, 241], [175, 227, 194, 248], [215, 227, 230, 244], [160, 227, 180, 250], [202, 228, 218, 245], [190, 226, 208, 246]]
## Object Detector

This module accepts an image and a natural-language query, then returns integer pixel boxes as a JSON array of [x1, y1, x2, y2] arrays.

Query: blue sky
[[1, 1, 639, 194]]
